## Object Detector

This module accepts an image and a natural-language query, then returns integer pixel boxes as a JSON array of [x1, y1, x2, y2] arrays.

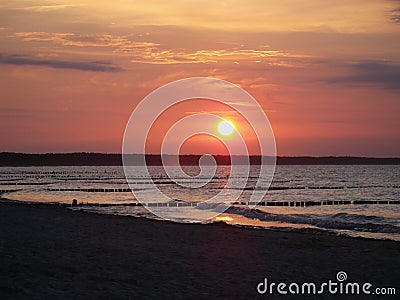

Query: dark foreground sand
[[0, 202, 398, 299]]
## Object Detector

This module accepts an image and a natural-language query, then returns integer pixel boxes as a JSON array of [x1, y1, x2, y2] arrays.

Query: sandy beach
[[0, 201, 398, 299]]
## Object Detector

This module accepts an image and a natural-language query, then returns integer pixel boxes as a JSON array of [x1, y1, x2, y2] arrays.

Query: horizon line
[[1, 152, 399, 159]]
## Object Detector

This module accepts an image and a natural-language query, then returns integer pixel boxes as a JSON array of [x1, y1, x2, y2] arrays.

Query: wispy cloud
[[0, 53, 123, 72], [184, 108, 276, 115], [327, 60, 400, 90], [130, 48, 310, 65], [7, 4, 82, 12], [14, 32, 159, 50], [13, 31, 311, 66], [389, 7, 400, 23], [387, 0, 400, 24]]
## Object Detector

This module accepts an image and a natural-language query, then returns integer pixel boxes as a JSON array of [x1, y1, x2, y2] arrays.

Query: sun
[[218, 120, 235, 136]]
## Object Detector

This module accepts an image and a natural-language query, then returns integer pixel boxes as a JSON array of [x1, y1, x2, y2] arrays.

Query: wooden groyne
[[0, 189, 20, 193], [68, 200, 400, 207], [47, 188, 132, 193]]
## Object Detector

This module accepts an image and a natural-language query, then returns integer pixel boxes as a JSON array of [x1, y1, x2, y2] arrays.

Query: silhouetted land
[[0, 152, 399, 166]]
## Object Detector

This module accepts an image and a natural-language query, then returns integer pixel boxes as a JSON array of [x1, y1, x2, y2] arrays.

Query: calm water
[[0, 165, 399, 241]]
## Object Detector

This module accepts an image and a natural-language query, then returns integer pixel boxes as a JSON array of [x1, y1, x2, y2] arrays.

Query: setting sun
[[218, 120, 235, 136]]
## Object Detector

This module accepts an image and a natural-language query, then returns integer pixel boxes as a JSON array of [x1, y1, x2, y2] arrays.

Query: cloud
[[387, 0, 400, 23], [130, 48, 310, 65], [184, 108, 276, 116], [389, 7, 400, 23], [14, 32, 159, 50], [327, 60, 400, 90], [0, 53, 123, 72], [13, 31, 311, 66], [11, 4, 79, 12]]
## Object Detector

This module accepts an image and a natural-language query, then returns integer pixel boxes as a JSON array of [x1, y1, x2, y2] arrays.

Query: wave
[[225, 206, 400, 234]]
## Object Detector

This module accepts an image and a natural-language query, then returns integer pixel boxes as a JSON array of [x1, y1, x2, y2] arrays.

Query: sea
[[0, 165, 399, 241]]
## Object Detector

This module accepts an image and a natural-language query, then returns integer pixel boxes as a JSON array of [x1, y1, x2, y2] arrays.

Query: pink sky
[[0, 0, 399, 156]]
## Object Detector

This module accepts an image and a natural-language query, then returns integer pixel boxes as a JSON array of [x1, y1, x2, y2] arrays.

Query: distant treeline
[[0, 152, 399, 166]]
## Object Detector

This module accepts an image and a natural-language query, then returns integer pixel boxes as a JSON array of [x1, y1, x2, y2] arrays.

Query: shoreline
[[2, 197, 400, 242], [0, 201, 399, 299], [1, 197, 400, 242]]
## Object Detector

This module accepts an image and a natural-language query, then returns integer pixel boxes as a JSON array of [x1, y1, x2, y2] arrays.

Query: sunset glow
[[0, 0, 399, 156], [215, 216, 234, 222]]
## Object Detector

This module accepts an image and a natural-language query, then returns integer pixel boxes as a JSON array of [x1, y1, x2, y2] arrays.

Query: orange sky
[[0, 0, 399, 156]]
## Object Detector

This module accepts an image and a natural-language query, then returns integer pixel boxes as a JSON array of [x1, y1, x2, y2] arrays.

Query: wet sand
[[0, 202, 399, 299]]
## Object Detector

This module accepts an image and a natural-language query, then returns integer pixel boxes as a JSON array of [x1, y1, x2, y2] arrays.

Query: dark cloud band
[[327, 60, 400, 90], [0, 53, 123, 72]]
